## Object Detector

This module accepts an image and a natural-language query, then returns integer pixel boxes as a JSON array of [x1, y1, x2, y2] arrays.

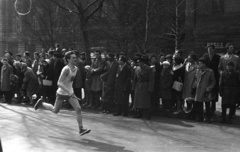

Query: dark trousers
[[84, 91, 92, 105], [2, 91, 13, 103], [91, 91, 102, 106], [194, 101, 211, 121], [102, 86, 115, 111], [211, 101, 216, 112], [151, 89, 160, 110], [222, 104, 236, 119], [115, 104, 129, 115], [162, 99, 172, 110]]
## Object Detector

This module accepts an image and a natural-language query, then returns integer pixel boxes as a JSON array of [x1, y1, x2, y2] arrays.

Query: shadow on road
[[48, 136, 133, 152]]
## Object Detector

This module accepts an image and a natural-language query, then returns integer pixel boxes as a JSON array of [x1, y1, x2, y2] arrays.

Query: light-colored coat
[[1, 64, 13, 91], [194, 68, 216, 102]]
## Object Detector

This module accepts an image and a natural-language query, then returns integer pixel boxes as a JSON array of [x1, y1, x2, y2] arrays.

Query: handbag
[[172, 78, 183, 92], [42, 77, 52, 86]]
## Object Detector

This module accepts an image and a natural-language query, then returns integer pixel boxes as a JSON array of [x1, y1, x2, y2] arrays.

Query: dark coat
[[53, 58, 65, 88], [182, 63, 197, 99], [73, 59, 85, 89], [114, 65, 131, 105], [23, 67, 39, 96], [219, 71, 239, 105], [1, 64, 13, 91], [101, 60, 119, 86], [159, 66, 173, 100], [203, 53, 220, 101], [42, 64, 54, 81], [91, 58, 106, 91], [101, 60, 119, 103], [85, 71, 92, 92], [172, 64, 185, 83], [194, 68, 216, 102], [32, 59, 39, 75], [133, 64, 154, 109]]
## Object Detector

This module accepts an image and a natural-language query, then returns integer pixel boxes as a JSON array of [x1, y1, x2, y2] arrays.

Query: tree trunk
[[81, 27, 91, 65], [79, 12, 91, 65], [144, 0, 150, 54], [175, 0, 179, 50]]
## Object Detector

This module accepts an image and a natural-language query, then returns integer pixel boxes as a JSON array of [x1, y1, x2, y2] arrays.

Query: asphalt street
[[0, 101, 240, 152]]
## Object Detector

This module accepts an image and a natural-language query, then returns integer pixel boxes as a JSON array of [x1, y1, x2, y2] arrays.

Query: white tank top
[[57, 65, 77, 96]]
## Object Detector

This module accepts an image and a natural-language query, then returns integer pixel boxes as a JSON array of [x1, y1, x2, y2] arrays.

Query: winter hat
[[162, 61, 170, 65], [43, 59, 51, 64]]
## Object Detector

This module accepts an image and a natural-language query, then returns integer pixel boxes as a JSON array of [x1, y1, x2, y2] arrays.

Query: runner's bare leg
[[68, 97, 83, 129], [42, 98, 64, 113]]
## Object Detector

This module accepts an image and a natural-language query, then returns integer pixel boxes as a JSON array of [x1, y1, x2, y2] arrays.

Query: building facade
[[0, 0, 42, 58], [184, 0, 240, 55]]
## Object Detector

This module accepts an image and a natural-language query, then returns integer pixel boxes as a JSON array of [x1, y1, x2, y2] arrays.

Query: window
[[212, 0, 224, 12]]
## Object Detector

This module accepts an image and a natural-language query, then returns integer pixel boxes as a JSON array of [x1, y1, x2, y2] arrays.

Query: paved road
[[0, 102, 240, 152]]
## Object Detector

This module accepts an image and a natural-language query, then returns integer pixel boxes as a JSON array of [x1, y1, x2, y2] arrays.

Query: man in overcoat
[[219, 62, 239, 124], [101, 53, 119, 113], [132, 57, 154, 119], [89, 50, 106, 109], [1, 58, 13, 104], [218, 43, 240, 116], [203, 44, 220, 113], [113, 56, 131, 117]]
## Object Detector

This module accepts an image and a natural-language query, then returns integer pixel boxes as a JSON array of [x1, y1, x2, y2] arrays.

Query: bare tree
[[161, 0, 186, 50], [18, 0, 77, 50], [48, 0, 105, 64]]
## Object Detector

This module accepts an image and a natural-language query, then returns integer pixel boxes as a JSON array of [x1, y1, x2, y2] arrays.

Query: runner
[[34, 51, 91, 136]]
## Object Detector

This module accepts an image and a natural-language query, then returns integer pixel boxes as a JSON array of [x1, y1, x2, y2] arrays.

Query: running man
[[34, 51, 91, 136]]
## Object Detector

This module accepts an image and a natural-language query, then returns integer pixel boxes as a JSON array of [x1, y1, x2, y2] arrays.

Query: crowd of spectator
[[0, 43, 240, 124]]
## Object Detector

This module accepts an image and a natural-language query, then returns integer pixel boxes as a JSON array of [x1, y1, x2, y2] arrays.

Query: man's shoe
[[34, 98, 43, 110], [79, 128, 91, 136]]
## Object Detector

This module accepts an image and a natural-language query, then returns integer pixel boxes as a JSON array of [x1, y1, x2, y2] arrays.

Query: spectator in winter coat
[[219, 62, 239, 124], [21, 63, 40, 105], [101, 53, 119, 113], [159, 61, 173, 111], [132, 57, 154, 120], [113, 56, 131, 117], [0, 58, 13, 104], [193, 57, 215, 123]]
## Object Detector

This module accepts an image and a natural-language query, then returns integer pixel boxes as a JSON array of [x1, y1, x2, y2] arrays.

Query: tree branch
[[49, 0, 79, 14], [84, 0, 100, 13], [85, 0, 105, 22]]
